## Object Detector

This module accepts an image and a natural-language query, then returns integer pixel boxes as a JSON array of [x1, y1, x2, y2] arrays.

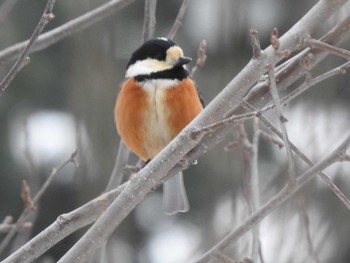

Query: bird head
[[125, 38, 192, 79]]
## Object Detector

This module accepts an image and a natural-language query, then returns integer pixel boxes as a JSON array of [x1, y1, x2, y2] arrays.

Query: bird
[[114, 37, 204, 215]]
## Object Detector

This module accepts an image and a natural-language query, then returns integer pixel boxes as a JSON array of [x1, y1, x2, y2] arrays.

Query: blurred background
[[1, 0, 350, 262]]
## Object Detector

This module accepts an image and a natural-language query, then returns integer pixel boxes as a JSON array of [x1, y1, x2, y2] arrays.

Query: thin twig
[[267, 63, 296, 184], [0, 150, 78, 255], [305, 38, 350, 61], [141, 0, 157, 42], [0, 0, 135, 63], [167, 0, 190, 40], [193, 134, 350, 263], [0, 0, 56, 96]]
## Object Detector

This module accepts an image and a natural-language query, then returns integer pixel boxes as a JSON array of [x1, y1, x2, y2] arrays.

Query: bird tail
[[163, 171, 189, 215]]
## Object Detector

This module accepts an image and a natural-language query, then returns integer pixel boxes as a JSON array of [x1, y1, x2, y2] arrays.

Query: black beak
[[173, 56, 192, 67]]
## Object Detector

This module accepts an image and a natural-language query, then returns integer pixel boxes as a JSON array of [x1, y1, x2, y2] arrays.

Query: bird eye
[[154, 53, 163, 60]]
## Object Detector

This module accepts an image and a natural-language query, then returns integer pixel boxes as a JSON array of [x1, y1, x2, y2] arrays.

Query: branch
[[193, 134, 350, 263], [0, 150, 78, 255], [0, 0, 56, 96], [0, 0, 135, 63]]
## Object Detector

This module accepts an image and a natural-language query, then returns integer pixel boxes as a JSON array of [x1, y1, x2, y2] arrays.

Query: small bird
[[114, 37, 203, 214]]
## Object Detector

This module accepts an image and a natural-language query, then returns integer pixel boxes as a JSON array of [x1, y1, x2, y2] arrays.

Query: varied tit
[[114, 37, 204, 214]]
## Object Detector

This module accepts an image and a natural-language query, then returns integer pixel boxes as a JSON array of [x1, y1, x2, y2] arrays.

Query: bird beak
[[173, 56, 192, 67]]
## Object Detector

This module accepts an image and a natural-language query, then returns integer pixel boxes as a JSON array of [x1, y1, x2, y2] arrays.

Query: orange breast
[[165, 78, 203, 137], [114, 78, 203, 161]]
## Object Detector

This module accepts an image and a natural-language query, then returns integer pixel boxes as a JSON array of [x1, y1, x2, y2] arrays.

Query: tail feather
[[163, 172, 189, 215]]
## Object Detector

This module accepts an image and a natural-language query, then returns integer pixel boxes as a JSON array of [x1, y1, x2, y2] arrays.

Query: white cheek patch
[[126, 59, 172, 78]]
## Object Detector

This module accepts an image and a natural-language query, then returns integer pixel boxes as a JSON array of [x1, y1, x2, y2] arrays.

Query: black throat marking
[[134, 66, 189, 82]]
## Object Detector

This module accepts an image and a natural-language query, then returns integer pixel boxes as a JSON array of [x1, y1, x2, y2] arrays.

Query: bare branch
[[0, 0, 56, 96], [167, 0, 190, 40]]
